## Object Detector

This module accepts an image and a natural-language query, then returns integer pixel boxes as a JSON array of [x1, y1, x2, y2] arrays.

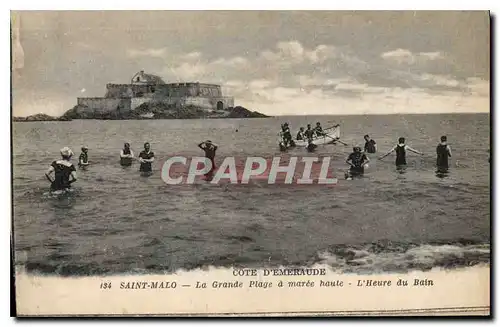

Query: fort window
[[217, 101, 224, 110]]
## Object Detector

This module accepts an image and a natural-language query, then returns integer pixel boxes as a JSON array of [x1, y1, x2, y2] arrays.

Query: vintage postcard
[[11, 10, 491, 317]]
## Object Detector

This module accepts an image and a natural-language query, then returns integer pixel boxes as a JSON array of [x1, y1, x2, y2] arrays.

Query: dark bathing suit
[[395, 144, 407, 166], [364, 140, 376, 153], [78, 152, 88, 167], [348, 152, 367, 175], [121, 148, 132, 166], [50, 160, 76, 191], [436, 143, 450, 172], [304, 129, 314, 141], [202, 145, 217, 176], [139, 150, 154, 172]]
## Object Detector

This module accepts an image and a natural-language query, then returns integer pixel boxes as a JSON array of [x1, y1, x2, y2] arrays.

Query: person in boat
[[304, 124, 315, 142], [378, 137, 423, 167], [78, 146, 89, 168], [45, 147, 77, 192], [296, 127, 305, 141], [198, 140, 218, 178], [138, 142, 155, 173], [120, 142, 134, 167], [345, 146, 369, 178], [436, 135, 452, 173], [363, 135, 377, 154], [314, 122, 325, 136]]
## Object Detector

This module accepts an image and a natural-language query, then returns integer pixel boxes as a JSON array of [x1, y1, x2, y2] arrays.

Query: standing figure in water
[[436, 136, 452, 174], [120, 142, 134, 167], [378, 137, 423, 170], [138, 142, 155, 175], [281, 123, 295, 147], [78, 146, 89, 169], [363, 135, 377, 154], [45, 147, 77, 192], [306, 138, 317, 152], [198, 140, 218, 180], [345, 146, 369, 179]]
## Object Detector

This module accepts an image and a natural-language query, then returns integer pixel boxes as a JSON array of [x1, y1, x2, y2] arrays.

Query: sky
[[11, 11, 490, 116]]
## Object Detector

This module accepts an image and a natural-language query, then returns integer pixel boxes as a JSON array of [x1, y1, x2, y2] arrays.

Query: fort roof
[[131, 70, 166, 84], [106, 82, 222, 88]]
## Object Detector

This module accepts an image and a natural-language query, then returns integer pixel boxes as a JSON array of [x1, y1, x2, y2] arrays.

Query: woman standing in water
[[45, 147, 78, 192], [120, 142, 134, 167], [378, 137, 423, 170]]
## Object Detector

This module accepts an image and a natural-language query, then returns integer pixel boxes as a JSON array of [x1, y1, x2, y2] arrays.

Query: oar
[[323, 124, 341, 131], [323, 133, 348, 146], [45, 174, 53, 184]]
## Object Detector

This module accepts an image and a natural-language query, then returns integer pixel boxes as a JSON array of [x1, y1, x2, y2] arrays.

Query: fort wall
[[77, 98, 131, 113], [105, 83, 223, 99]]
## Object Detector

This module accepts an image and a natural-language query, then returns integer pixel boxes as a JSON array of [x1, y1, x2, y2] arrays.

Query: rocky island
[[13, 105, 269, 121], [14, 70, 270, 122]]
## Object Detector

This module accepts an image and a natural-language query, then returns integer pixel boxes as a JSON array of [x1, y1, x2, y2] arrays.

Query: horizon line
[[12, 111, 490, 119]]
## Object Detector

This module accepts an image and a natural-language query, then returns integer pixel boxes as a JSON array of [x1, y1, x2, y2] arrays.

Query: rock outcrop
[[13, 113, 72, 122], [58, 103, 270, 120]]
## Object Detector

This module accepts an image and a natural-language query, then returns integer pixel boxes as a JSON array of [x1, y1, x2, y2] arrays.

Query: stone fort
[[76, 71, 235, 113]]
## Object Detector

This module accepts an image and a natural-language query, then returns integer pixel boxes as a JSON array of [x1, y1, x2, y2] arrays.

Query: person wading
[[281, 123, 295, 147], [45, 147, 78, 192], [138, 142, 155, 174], [120, 142, 134, 167], [379, 137, 423, 169], [345, 146, 369, 179], [363, 135, 377, 154], [78, 146, 89, 168], [198, 140, 218, 180], [436, 136, 452, 173]]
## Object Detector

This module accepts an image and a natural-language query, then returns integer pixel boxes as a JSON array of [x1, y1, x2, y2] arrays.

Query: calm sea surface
[[12, 114, 491, 275]]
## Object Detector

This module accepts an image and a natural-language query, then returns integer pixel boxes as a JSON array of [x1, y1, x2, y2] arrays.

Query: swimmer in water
[[281, 123, 295, 147], [120, 142, 134, 167], [306, 138, 317, 152], [363, 135, 377, 154], [345, 146, 369, 179], [45, 147, 77, 192], [138, 142, 155, 173], [78, 146, 89, 168], [436, 135, 452, 173], [198, 140, 218, 179], [378, 137, 423, 168]]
